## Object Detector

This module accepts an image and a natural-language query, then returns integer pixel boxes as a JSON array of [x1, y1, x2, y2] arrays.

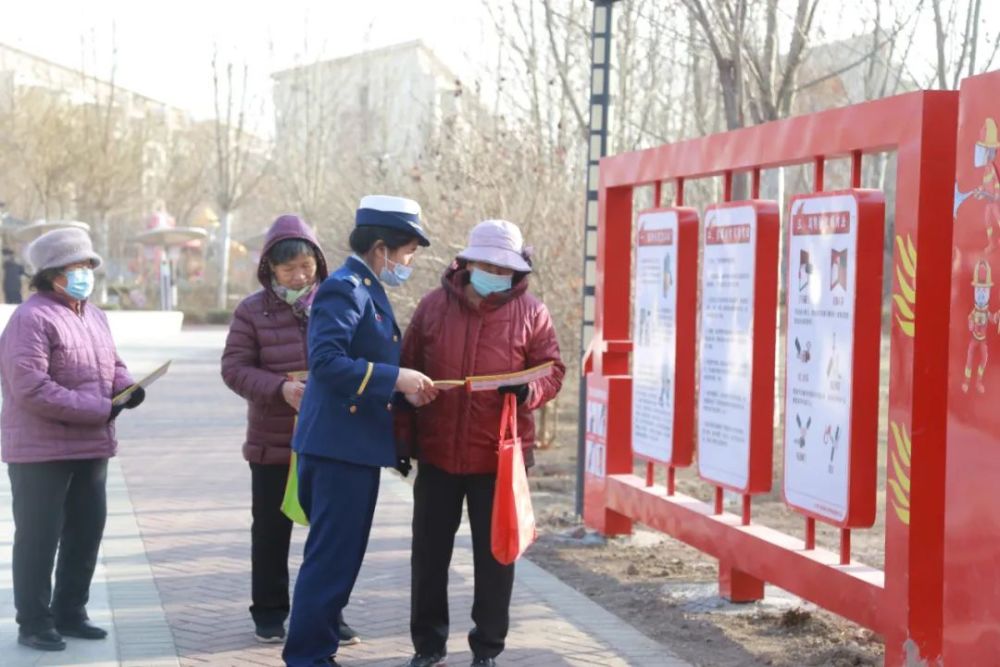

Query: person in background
[[0, 228, 144, 652], [397, 219, 565, 667], [283, 195, 434, 667], [3, 246, 25, 304], [221, 214, 361, 646]]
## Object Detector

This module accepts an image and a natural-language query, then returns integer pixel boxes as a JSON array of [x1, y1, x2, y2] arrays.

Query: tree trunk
[[216, 210, 232, 310]]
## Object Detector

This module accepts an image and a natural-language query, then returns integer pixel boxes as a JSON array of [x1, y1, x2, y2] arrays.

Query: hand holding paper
[[113, 361, 171, 407], [405, 387, 439, 407]]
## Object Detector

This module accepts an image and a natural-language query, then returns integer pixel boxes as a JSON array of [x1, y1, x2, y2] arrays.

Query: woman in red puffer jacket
[[221, 214, 359, 646], [397, 219, 565, 667]]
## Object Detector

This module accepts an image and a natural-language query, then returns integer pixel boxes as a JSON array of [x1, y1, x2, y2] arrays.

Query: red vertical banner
[[781, 190, 885, 528], [696, 201, 779, 494], [944, 69, 1000, 661], [631, 207, 698, 467]]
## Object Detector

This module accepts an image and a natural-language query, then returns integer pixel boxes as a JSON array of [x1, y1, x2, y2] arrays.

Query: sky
[[4, 0, 1000, 135], [0, 0, 495, 132]]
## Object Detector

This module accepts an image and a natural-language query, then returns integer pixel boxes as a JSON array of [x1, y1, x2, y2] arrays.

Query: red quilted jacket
[[221, 216, 328, 465], [397, 265, 565, 475]]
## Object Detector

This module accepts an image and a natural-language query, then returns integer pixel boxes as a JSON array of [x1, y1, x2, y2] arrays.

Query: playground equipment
[[582, 69, 1000, 664], [132, 226, 208, 311]]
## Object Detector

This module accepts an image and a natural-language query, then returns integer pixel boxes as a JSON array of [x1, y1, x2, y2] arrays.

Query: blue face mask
[[379, 248, 412, 287], [60, 268, 95, 301], [470, 267, 513, 296]]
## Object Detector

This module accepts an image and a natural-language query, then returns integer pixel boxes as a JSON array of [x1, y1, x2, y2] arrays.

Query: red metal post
[[667, 466, 676, 496], [805, 517, 816, 550], [840, 529, 852, 566], [742, 494, 751, 526], [719, 562, 766, 603]]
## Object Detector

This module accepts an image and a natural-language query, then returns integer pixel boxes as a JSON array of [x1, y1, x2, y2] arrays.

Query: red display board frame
[[630, 206, 698, 468], [781, 190, 885, 528], [581, 85, 960, 665], [697, 200, 779, 495]]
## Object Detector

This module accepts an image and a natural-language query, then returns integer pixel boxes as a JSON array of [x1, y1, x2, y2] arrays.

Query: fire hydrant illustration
[[963, 259, 999, 393]]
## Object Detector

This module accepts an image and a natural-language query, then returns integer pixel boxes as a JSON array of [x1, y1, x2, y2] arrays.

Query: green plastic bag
[[281, 451, 309, 526]]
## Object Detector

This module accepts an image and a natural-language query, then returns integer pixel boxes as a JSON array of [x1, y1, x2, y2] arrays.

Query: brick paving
[[3, 327, 688, 667]]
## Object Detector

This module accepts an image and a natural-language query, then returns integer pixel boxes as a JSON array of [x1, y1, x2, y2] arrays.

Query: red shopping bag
[[491, 393, 537, 565]]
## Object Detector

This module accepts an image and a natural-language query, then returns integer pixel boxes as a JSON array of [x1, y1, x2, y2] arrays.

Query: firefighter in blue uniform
[[283, 195, 433, 667]]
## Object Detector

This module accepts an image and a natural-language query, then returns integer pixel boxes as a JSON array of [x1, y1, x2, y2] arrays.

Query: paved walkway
[[1, 327, 688, 666]]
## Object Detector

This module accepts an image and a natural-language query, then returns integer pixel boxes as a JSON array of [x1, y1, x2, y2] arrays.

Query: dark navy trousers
[[282, 454, 380, 666]]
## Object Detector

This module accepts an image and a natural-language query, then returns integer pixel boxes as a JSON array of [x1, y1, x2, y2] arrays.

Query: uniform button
[[393, 335, 399, 342], [349, 405, 358, 414], [386, 403, 393, 411], [363, 278, 372, 286]]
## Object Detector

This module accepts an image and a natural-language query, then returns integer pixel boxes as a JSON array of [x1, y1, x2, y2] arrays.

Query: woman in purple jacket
[[221, 214, 359, 646], [0, 228, 144, 652]]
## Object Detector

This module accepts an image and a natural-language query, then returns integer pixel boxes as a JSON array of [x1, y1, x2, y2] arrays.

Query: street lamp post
[[577, 0, 621, 513]]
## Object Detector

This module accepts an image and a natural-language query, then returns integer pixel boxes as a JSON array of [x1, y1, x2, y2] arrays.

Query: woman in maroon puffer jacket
[[397, 219, 565, 667], [221, 214, 358, 646]]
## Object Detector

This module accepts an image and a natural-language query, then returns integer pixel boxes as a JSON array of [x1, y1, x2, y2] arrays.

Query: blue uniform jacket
[[293, 256, 401, 467]]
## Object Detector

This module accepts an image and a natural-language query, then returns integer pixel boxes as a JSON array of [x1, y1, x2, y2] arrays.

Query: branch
[[542, 0, 587, 138]]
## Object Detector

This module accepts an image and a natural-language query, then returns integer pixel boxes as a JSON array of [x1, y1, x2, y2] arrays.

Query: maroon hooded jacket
[[397, 264, 565, 475], [221, 215, 329, 465]]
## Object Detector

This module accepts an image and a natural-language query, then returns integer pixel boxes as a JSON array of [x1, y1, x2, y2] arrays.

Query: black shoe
[[338, 619, 361, 646], [56, 620, 108, 640], [18, 628, 67, 651], [406, 652, 447, 667], [327, 657, 342, 666], [254, 623, 286, 644], [471, 658, 497, 667]]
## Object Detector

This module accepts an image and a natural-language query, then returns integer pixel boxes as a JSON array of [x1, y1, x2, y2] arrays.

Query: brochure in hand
[[112, 361, 171, 406], [432, 361, 555, 392]]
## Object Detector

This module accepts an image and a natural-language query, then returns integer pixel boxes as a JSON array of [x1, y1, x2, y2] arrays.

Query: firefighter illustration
[[662, 252, 673, 297], [955, 118, 1000, 249], [963, 259, 1000, 393]]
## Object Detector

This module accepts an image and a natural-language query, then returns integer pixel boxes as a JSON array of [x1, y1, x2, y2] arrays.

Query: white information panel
[[585, 385, 608, 479], [783, 194, 859, 523], [697, 205, 757, 490], [631, 210, 679, 463]]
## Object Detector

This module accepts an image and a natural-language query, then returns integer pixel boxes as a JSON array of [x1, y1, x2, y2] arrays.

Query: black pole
[[576, 0, 618, 514]]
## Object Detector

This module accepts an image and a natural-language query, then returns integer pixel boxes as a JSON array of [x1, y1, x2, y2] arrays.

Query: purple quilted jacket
[[221, 216, 328, 465], [0, 291, 134, 463]]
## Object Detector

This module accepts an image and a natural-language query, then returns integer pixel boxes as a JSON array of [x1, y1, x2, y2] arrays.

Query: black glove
[[125, 386, 146, 409], [109, 402, 126, 422], [394, 457, 412, 478], [498, 383, 530, 406]]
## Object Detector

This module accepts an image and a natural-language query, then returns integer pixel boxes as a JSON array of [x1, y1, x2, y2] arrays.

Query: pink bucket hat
[[457, 219, 532, 272]]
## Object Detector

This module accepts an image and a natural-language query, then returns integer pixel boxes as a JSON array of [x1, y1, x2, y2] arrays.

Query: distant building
[[271, 40, 467, 170], [0, 42, 198, 211]]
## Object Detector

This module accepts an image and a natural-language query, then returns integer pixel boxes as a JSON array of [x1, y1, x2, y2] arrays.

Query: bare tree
[[211, 49, 271, 308], [930, 0, 1000, 89]]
